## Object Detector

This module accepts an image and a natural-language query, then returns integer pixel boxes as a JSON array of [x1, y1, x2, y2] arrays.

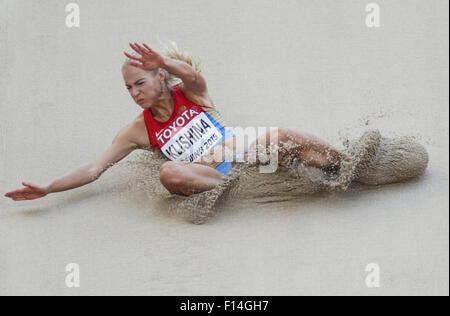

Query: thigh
[[247, 128, 314, 164], [250, 127, 327, 149], [248, 127, 291, 155]]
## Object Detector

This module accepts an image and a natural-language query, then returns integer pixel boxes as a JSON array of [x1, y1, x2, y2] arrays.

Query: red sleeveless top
[[143, 84, 234, 163]]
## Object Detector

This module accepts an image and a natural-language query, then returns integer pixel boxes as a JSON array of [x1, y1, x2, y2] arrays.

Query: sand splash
[[121, 130, 429, 224]]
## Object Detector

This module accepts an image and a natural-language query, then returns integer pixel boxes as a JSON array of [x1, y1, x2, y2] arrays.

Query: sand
[[0, 0, 448, 296], [148, 130, 429, 225]]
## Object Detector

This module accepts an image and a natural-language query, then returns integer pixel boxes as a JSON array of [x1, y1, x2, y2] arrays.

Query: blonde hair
[[123, 40, 203, 88]]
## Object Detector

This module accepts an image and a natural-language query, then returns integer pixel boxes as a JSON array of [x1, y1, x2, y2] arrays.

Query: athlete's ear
[[158, 68, 165, 81]]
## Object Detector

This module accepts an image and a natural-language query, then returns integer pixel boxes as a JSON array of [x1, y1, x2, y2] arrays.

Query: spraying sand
[[122, 130, 429, 224]]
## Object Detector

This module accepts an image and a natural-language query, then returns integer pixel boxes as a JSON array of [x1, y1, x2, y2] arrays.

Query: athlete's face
[[122, 65, 164, 109]]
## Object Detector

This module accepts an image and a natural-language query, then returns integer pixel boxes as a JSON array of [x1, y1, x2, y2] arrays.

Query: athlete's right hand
[[4, 182, 49, 201], [124, 42, 166, 71]]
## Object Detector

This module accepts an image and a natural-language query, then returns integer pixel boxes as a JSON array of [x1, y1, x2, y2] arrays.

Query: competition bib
[[158, 112, 223, 163]]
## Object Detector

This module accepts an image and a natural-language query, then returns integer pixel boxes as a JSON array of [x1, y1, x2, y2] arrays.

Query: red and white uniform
[[143, 84, 235, 163]]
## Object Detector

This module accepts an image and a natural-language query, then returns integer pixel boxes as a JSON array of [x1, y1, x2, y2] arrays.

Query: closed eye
[[125, 79, 145, 89]]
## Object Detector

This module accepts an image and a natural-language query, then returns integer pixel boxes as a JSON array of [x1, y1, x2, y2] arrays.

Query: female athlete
[[5, 42, 343, 200]]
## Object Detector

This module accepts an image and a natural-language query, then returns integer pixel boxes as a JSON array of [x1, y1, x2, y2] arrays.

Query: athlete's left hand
[[124, 42, 166, 71]]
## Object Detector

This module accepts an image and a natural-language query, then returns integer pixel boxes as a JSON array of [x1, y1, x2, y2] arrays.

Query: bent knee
[[159, 162, 188, 190]]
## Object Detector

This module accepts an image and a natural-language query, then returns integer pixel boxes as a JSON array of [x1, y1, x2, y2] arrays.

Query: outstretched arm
[[4, 124, 139, 201]]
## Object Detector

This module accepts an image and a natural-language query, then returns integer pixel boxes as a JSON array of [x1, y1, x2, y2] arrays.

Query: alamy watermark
[[65, 3, 80, 28], [182, 126, 281, 174], [64, 3, 380, 29], [365, 263, 381, 288], [65, 263, 80, 288], [365, 3, 381, 28]]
